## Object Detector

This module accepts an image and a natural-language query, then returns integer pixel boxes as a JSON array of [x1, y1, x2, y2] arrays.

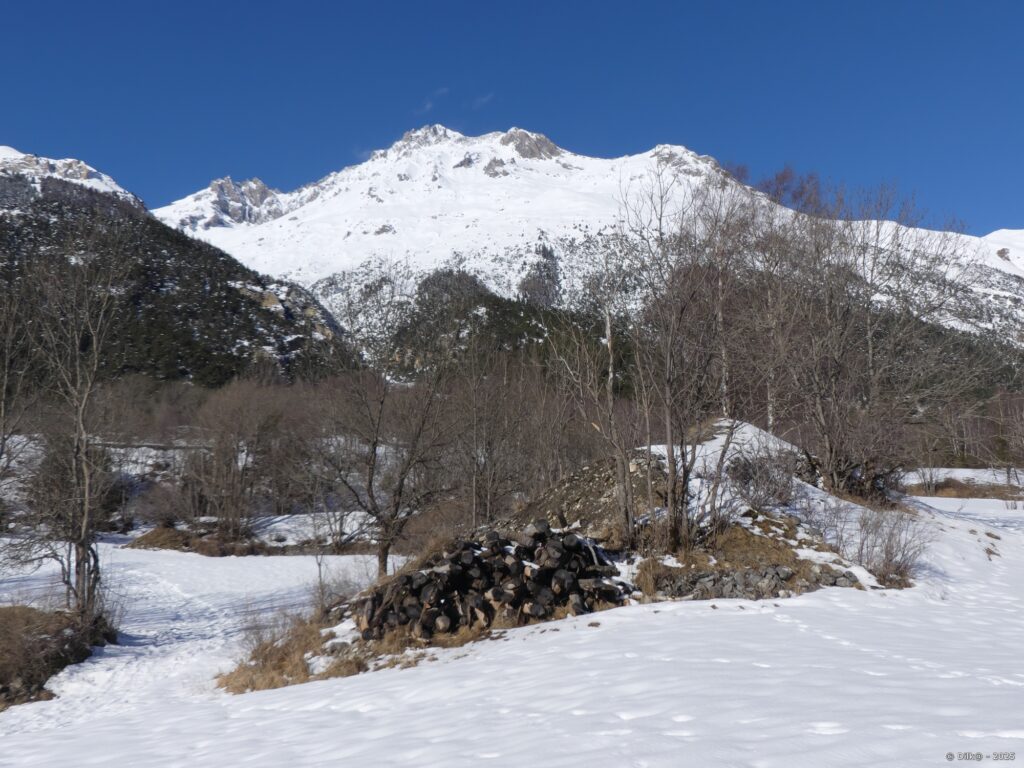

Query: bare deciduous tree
[[326, 259, 459, 576], [8, 226, 132, 620]]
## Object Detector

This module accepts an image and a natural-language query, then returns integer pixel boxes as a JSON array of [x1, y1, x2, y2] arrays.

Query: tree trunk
[[664, 395, 679, 552], [377, 540, 392, 578], [604, 308, 634, 548]]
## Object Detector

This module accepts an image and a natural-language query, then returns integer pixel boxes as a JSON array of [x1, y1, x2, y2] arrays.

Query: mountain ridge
[[6, 129, 1024, 340], [0, 145, 141, 207]]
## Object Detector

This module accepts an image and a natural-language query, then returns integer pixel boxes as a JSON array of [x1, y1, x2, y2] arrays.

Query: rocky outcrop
[[191, 177, 285, 228], [639, 560, 860, 601], [500, 128, 562, 159]]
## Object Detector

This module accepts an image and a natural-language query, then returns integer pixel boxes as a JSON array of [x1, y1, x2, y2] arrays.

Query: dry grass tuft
[[127, 527, 270, 557], [905, 478, 1023, 500], [126, 526, 193, 551], [217, 614, 325, 694], [0, 606, 95, 711], [713, 518, 804, 569], [635, 516, 838, 598]]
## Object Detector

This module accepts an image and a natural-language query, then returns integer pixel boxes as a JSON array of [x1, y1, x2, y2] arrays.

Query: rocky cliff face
[[173, 177, 287, 229]]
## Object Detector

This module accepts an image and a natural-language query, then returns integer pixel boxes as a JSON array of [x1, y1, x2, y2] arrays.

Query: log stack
[[349, 521, 630, 642]]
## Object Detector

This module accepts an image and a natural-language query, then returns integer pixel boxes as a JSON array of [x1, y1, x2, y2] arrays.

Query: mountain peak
[[0, 145, 26, 161], [152, 124, 720, 281], [498, 127, 562, 159], [163, 175, 287, 230], [398, 124, 464, 147], [208, 176, 278, 202]]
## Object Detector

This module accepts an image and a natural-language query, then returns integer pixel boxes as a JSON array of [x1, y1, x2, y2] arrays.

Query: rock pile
[[350, 521, 631, 642], [642, 562, 860, 601]]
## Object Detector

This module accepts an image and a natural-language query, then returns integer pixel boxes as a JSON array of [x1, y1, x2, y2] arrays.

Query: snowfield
[[2, 496, 1024, 767]]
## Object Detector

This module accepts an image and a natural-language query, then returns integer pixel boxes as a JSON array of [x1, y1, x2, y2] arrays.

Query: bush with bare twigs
[[855, 508, 933, 586]]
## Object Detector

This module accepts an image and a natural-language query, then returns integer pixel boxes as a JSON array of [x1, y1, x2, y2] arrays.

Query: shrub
[[855, 508, 932, 586], [217, 612, 324, 694], [727, 450, 797, 510]]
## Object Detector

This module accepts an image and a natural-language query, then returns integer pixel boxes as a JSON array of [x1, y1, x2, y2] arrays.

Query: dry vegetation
[[217, 614, 345, 694], [904, 478, 1024, 500], [126, 526, 272, 557], [0, 606, 114, 711], [217, 610, 496, 694]]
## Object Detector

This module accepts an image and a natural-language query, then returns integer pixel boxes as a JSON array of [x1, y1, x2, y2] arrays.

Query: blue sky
[[2, 0, 1020, 234]]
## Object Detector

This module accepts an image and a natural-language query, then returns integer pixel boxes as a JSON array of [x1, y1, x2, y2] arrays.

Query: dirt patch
[[126, 526, 193, 551]]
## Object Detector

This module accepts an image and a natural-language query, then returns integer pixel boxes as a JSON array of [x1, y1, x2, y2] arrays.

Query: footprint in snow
[[663, 730, 696, 739], [807, 722, 849, 735]]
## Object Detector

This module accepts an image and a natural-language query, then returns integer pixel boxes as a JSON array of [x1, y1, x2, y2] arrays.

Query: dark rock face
[[202, 177, 283, 228], [483, 157, 509, 177]]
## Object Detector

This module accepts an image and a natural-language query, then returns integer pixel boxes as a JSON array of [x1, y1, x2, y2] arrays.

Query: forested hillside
[[0, 175, 338, 387]]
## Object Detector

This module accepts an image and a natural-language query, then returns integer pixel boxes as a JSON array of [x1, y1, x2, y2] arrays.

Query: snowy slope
[[0, 145, 140, 206], [984, 228, 1024, 272], [2, 496, 1023, 766]]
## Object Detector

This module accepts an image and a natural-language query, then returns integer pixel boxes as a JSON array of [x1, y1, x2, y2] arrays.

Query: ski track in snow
[[2, 500, 1024, 767]]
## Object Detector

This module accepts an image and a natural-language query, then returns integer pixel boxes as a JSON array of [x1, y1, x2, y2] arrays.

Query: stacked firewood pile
[[350, 521, 631, 641]]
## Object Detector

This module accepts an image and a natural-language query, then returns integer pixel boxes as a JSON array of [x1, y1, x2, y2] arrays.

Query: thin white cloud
[[471, 92, 494, 110], [415, 87, 450, 115]]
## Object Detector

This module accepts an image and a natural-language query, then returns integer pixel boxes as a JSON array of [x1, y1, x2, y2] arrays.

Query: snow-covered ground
[[2, 494, 1023, 767]]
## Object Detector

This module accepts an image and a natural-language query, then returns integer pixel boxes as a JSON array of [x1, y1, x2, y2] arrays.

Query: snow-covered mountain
[[154, 125, 1024, 295], [153, 125, 731, 291], [7, 130, 1024, 339], [0, 145, 141, 206]]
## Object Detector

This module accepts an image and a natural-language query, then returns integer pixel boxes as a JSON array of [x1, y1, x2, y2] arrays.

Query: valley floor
[[1, 496, 1023, 767]]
